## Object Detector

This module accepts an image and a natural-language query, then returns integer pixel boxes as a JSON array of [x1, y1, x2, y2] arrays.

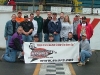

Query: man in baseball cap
[[48, 34, 54, 42], [77, 33, 92, 66], [33, 34, 39, 42]]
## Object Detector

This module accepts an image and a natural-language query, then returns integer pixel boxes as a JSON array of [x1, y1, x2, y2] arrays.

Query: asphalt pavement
[[0, 50, 100, 75]]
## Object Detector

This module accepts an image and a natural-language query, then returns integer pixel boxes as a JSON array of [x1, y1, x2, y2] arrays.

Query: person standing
[[30, 13, 38, 37], [60, 15, 73, 42], [73, 14, 81, 41], [43, 12, 52, 42], [4, 14, 19, 54], [58, 12, 65, 23], [77, 16, 93, 43], [16, 11, 24, 24], [77, 34, 92, 66], [20, 15, 34, 42], [48, 13, 61, 42], [34, 10, 43, 42], [1, 26, 24, 62]]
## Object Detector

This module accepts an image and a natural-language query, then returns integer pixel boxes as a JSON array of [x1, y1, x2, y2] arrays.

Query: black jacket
[[43, 18, 51, 34]]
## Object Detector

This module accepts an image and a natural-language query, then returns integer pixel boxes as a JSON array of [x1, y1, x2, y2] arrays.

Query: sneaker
[[77, 62, 85, 66], [86, 58, 90, 62], [0, 54, 4, 61]]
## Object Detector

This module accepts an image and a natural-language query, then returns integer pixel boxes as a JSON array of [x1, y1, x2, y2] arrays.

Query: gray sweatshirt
[[73, 19, 81, 35], [80, 39, 92, 54]]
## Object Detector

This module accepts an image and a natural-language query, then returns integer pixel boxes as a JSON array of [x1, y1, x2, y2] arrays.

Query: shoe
[[0, 54, 4, 61], [77, 62, 85, 66], [86, 58, 90, 62]]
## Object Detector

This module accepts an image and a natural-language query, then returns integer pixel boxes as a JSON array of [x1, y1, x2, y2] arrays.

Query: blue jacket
[[48, 20, 61, 34], [4, 20, 19, 37]]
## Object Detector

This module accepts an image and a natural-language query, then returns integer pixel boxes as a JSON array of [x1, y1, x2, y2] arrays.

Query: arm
[[41, 18, 44, 31], [43, 20, 46, 33], [13, 38, 23, 52], [28, 22, 34, 34], [32, 20, 38, 36], [56, 21, 61, 33], [90, 25, 93, 38], [48, 21, 55, 33], [4, 22, 8, 40], [70, 24, 73, 33]]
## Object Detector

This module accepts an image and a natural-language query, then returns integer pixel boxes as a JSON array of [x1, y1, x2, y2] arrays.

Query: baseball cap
[[34, 34, 39, 38], [82, 16, 87, 20], [24, 14, 28, 18], [82, 33, 87, 37], [75, 14, 80, 17], [18, 11, 22, 14], [49, 34, 54, 37]]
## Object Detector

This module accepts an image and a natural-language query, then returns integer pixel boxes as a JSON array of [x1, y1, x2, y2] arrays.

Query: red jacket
[[77, 23, 93, 40]]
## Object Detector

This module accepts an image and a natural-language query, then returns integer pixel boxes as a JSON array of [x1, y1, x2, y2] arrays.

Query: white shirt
[[31, 19, 38, 36], [60, 22, 73, 38]]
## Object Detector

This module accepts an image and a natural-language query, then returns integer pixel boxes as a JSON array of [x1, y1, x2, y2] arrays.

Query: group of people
[[0, 10, 93, 66]]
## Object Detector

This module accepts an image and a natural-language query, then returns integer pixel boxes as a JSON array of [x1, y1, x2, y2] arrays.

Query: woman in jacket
[[60, 15, 73, 42]]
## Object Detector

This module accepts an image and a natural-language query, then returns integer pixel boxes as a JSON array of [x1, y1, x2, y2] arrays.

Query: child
[[66, 32, 75, 42], [48, 34, 54, 42], [33, 34, 39, 42]]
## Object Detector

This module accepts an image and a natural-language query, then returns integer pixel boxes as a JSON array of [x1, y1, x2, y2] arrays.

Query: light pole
[[91, 0, 94, 14]]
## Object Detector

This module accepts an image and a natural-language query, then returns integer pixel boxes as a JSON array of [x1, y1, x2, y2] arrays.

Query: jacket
[[9, 32, 23, 51], [48, 20, 61, 34], [31, 19, 38, 36], [43, 18, 51, 34], [77, 23, 93, 40], [4, 20, 19, 37], [34, 16, 43, 33]]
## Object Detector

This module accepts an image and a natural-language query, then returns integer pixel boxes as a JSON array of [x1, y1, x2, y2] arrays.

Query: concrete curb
[[0, 48, 5, 50]]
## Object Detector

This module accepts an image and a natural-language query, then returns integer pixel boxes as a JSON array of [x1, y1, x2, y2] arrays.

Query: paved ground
[[0, 50, 100, 75]]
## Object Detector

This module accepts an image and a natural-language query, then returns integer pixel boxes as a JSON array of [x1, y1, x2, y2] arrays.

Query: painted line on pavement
[[33, 64, 41, 75], [68, 63, 76, 75]]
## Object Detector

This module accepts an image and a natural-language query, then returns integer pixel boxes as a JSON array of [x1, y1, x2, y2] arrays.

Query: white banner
[[0, 6, 13, 12], [82, 8, 91, 14], [62, 7, 71, 13], [24, 42, 79, 64], [51, 6, 61, 13]]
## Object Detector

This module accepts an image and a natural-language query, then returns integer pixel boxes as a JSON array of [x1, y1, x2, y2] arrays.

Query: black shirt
[[12, 20, 16, 34], [20, 21, 34, 35]]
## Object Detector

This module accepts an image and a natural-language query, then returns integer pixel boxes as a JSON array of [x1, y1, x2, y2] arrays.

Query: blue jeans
[[5, 35, 12, 54], [37, 32, 42, 42], [80, 50, 92, 63], [22, 35, 32, 42], [44, 33, 49, 42], [3, 47, 17, 62], [54, 34, 60, 42]]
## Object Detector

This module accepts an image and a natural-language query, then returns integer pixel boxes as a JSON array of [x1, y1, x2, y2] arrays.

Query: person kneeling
[[48, 34, 54, 42], [1, 26, 24, 62], [77, 34, 92, 66], [66, 32, 75, 42], [33, 34, 39, 42]]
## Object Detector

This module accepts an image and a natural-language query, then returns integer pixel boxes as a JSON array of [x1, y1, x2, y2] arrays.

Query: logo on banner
[[29, 43, 57, 62]]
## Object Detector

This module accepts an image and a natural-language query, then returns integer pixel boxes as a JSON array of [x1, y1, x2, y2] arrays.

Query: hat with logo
[[82, 16, 87, 20], [82, 33, 87, 37], [34, 34, 39, 38], [75, 14, 80, 17], [24, 14, 28, 18], [49, 34, 54, 37], [18, 11, 22, 14]]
